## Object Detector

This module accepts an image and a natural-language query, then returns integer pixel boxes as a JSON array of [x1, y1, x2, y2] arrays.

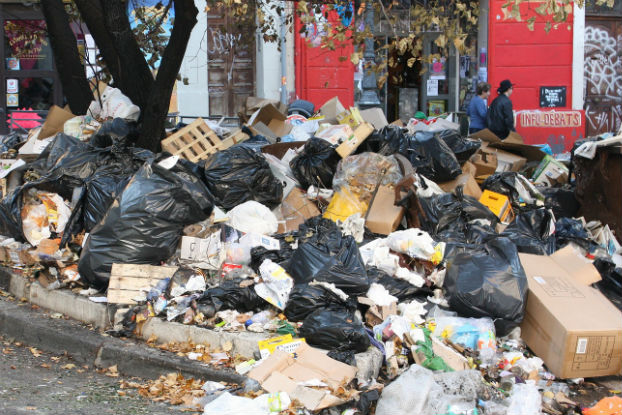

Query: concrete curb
[[0, 267, 384, 382], [0, 298, 247, 384]]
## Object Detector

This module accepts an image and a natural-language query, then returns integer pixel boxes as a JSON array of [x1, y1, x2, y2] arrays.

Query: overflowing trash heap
[[0, 90, 621, 415]]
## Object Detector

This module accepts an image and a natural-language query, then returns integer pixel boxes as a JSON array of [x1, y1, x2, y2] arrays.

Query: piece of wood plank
[[107, 264, 178, 305]]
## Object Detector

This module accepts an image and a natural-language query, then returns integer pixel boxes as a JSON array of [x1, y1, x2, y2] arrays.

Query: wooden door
[[206, 4, 255, 117], [584, 17, 622, 136]]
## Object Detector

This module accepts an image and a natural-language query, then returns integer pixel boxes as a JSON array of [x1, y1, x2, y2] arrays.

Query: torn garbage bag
[[287, 235, 370, 297], [500, 208, 556, 255], [299, 309, 370, 353], [482, 172, 543, 207], [443, 237, 528, 336], [284, 283, 356, 322], [289, 137, 340, 189], [202, 146, 283, 210], [367, 267, 432, 301], [555, 217, 596, 251], [78, 160, 213, 289]]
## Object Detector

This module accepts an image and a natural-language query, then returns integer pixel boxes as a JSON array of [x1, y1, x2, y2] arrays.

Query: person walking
[[467, 82, 491, 134], [487, 79, 516, 139]]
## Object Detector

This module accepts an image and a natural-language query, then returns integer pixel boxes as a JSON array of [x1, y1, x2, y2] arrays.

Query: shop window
[[4, 19, 54, 71]]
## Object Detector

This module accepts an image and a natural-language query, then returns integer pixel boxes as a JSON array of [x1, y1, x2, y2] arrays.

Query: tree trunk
[[99, 0, 155, 111], [136, 0, 198, 152], [40, 0, 92, 114], [72, 0, 122, 87]]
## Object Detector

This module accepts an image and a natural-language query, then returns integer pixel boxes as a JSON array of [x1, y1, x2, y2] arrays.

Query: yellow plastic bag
[[323, 186, 368, 223]]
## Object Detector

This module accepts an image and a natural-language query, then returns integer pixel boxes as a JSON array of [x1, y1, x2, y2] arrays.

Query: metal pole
[[280, 2, 288, 105], [358, 2, 381, 109]]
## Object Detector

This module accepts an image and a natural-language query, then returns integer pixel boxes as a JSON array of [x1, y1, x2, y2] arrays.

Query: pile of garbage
[[0, 90, 621, 415]]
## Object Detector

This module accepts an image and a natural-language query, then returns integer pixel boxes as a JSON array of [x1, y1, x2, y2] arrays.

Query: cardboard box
[[319, 96, 346, 125], [277, 187, 321, 233], [519, 250, 622, 378], [39, 105, 75, 140], [365, 185, 404, 235], [360, 107, 388, 129], [336, 122, 374, 158], [248, 103, 292, 142], [470, 128, 545, 163], [248, 342, 357, 411], [359, 296, 398, 326], [439, 171, 483, 199], [492, 148, 527, 172], [471, 150, 498, 177], [532, 155, 569, 186], [479, 190, 513, 223]]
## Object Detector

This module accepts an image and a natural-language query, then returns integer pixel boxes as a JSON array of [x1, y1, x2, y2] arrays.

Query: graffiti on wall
[[584, 24, 622, 135]]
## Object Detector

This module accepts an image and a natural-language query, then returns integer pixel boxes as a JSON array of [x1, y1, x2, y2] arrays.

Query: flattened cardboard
[[360, 107, 388, 129], [365, 185, 404, 235], [336, 122, 374, 158], [519, 252, 622, 378], [431, 337, 470, 371], [39, 105, 75, 140], [439, 171, 483, 199], [248, 343, 357, 411], [319, 96, 346, 125], [316, 124, 353, 146]]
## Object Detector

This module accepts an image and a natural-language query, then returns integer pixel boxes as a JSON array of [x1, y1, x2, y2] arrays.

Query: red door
[[488, 1, 584, 152], [294, 4, 354, 109]]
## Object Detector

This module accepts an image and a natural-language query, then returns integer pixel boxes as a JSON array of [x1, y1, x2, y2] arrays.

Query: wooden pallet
[[107, 264, 178, 305], [161, 118, 248, 162]]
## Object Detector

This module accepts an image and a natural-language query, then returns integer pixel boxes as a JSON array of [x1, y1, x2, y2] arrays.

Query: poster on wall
[[429, 58, 447, 80], [6, 79, 18, 94], [540, 86, 567, 108], [7, 94, 19, 107], [426, 79, 439, 96]]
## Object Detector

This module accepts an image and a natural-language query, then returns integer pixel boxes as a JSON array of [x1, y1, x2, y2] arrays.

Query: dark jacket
[[487, 94, 515, 139]]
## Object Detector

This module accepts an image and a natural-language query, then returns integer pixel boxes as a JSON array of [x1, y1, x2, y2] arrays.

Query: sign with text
[[540, 86, 567, 108], [516, 110, 585, 153]]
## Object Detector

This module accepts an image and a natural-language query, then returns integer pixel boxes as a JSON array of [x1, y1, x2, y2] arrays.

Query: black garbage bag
[[367, 267, 432, 301], [250, 240, 295, 273], [89, 118, 139, 148], [327, 349, 357, 366], [199, 279, 269, 313], [418, 189, 498, 242], [403, 131, 462, 182], [287, 235, 369, 297], [299, 309, 370, 353], [443, 237, 528, 336], [437, 129, 481, 164], [82, 164, 133, 232], [284, 283, 356, 322], [500, 208, 556, 255], [289, 137, 340, 189], [540, 187, 580, 219], [593, 258, 622, 311], [202, 146, 283, 210], [0, 132, 25, 153], [297, 216, 344, 250], [482, 172, 526, 207], [555, 217, 596, 251], [355, 124, 405, 155], [78, 160, 213, 289]]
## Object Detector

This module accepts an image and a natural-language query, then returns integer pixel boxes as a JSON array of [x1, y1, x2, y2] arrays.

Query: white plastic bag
[[88, 86, 140, 121], [507, 383, 542, 415], [228, 201, 278, 235], [375, 364, 435, 415], [386, 228, 445, 264]]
